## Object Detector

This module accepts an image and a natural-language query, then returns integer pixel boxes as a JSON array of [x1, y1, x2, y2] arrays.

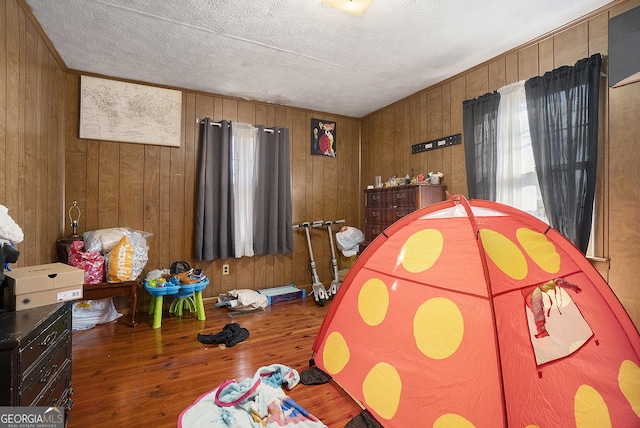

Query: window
[[496, 81, 548, 223], [463, 54, 602, 254]]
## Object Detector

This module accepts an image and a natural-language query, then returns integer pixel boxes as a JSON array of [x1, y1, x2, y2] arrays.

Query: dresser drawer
[[363, 185, 446, 246], [365, 208, 383, 224], [365, 190, 384, 208], [366, 207, 413, 226], [393, 206, 414, 220], [391, 187, 416, 208], [19, 306, 70, 377], [365, 224, 385, 241], [34, 360, 72, 408], [0, 303, 72, 407], [21, 333, 70, 405]]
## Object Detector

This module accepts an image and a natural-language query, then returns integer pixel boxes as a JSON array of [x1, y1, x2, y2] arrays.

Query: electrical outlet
[[222, 264, 230, 275]]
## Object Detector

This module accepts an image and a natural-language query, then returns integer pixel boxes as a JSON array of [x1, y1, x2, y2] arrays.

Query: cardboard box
[[3, 263, 84, 311]]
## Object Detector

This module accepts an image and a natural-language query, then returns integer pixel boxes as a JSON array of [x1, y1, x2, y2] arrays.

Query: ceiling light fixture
[[321, 0, 373, 16]]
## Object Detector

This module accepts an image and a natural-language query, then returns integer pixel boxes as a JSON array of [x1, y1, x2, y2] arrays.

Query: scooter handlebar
[[324, 219, 346, 226], [292, 220, 324, 229]]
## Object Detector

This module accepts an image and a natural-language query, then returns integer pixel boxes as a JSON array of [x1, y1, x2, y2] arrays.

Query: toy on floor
[[293, 221, 328, 306], [323, 219, 345, 299], [143, 264, 208, 328]]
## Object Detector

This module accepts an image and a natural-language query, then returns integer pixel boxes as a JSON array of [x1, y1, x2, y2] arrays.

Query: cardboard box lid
[[5, 263, 84, 294]]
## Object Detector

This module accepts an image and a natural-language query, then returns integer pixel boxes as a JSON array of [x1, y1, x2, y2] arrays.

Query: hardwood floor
[[68, 296, 363, 427]]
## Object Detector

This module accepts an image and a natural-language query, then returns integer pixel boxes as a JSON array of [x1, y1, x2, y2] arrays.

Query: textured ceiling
[[25, 0, 612, 118]]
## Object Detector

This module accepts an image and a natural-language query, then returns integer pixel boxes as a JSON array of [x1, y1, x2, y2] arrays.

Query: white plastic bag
[[335, 226, 364, 257], [0, 205, 23, 243], [83, 227, 153, 254], [105, 232, 149, 282], [71, 298, 122, 330]]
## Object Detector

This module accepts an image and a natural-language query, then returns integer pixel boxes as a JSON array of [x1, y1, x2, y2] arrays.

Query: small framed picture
[[311, 118, 336, 157]]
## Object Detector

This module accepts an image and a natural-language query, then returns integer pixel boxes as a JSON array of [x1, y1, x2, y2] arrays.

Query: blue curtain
[[525, 54, 602, 254], [462, 92, 501, 200], [194, 119, 293, 260], [253, 126, 293, 255], [194, 119, 233, 260]]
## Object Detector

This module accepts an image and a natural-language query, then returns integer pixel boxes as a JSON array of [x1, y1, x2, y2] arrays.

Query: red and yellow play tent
[[312, 195, 640, 427]]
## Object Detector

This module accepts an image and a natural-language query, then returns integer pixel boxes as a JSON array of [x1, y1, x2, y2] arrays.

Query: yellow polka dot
[[480, 229, 528, 280], [517, 228, 561, 274], [400, 229, 444, 273], [358, 278, 389, 326], [574, 384, 612, 428], [618, 359, 640, 418], [414, 298, 463, 360], [525, 425, 540, 428], [433, 413, 476, 428], [322, 332, 350, 375], [362, 363, 402, 420]]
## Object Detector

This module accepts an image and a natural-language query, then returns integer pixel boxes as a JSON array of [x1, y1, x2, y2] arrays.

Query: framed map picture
[[311, 118, 336, 157], [80, 75, 182, 147]]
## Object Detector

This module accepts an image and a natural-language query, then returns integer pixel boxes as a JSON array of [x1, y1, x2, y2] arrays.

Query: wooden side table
[[82, 281, 139, 327]]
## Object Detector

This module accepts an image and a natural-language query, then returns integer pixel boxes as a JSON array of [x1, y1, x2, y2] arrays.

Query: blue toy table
[[145, 278, 208, 329]]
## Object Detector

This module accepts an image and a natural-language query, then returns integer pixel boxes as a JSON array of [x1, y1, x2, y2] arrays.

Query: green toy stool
[[171, 279, 208, 320], [169, 293, 197, 316], [146, 284, 180, 329]]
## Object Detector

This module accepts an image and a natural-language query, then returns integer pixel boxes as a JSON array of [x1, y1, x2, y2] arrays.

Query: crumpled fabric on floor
[[300, 366, 331, 385], [197, 322, 250, 347], [345, 410, 383, 428], [178, 364, 327, 428]]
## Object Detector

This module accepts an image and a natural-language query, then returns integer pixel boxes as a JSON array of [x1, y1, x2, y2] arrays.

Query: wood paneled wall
[[6, 0, 639, 328], [63, 76, 361, 306], [0, 0, 66, 267], [360, 0, 640, 328], [608, 1, 640, 332]]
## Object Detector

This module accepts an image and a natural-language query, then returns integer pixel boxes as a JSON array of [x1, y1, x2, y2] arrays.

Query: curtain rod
[[197, 118, 275, 133]]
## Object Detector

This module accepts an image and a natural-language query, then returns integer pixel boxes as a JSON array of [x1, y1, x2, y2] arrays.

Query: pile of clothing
[[215, 289, 268, 311], [179, 364, 326, 427]]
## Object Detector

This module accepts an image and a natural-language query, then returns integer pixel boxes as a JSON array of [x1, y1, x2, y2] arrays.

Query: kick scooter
[[324, 219, 345, 298], [293, 221, 328, 306]]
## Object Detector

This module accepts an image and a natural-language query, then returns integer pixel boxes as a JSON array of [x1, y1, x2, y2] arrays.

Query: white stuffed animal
[[0, 204, 24, 243]]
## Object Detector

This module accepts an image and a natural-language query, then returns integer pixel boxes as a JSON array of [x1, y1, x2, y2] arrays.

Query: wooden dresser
[[0, 303, 73, 413], [364, 184, 446, 244]]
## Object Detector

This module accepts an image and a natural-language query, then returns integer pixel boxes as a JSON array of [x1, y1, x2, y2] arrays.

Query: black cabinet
[[0, 303, 73, 412]]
